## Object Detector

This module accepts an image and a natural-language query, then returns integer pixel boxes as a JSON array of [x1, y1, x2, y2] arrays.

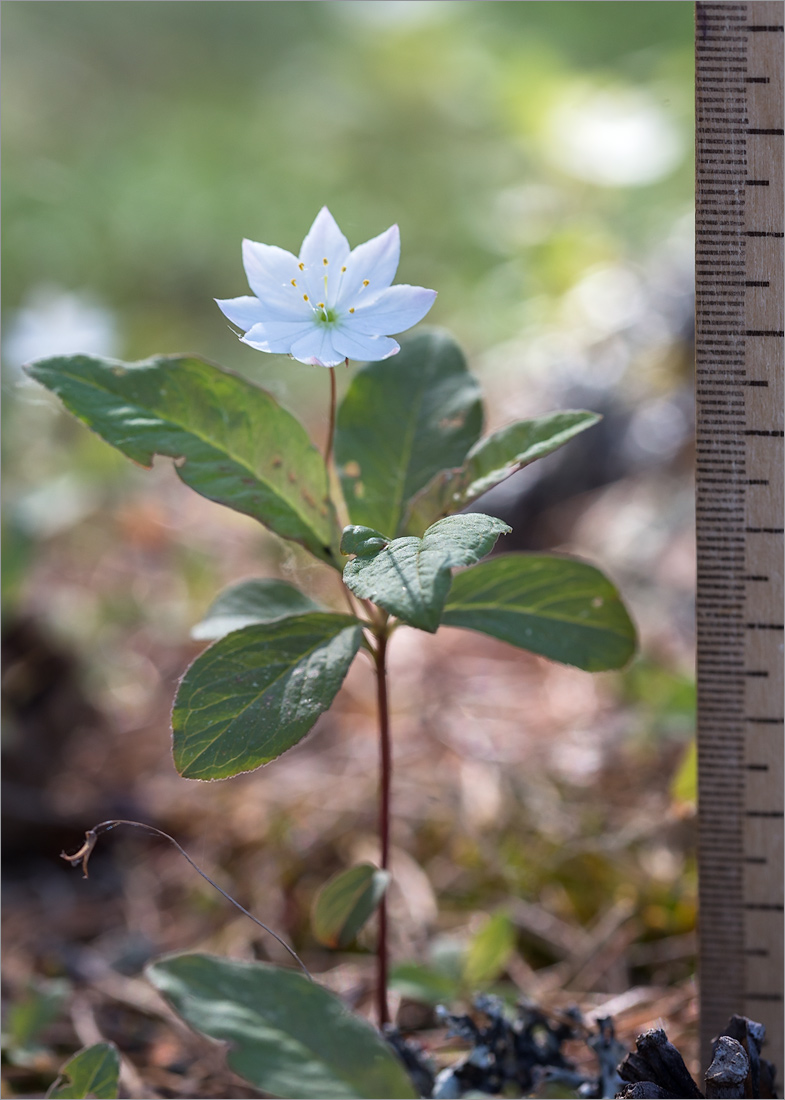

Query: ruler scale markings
[[696, 1, 784, 1072]]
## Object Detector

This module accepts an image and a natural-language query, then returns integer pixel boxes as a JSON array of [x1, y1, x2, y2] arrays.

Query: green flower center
[[314, 305, 338, 325]]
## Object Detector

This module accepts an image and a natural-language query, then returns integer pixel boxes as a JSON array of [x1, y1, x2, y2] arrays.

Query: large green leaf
[[442, 554, 636, 671], [192, 579, 325, 641], [173, 613, 363, 779], [335, 330, 483, 538], [47, 1043, 120, 1100], [404, 410, 601, 534], [342, 514, 510, 632], [147, 954, 418, 1100], [25, 355, 340, 566], [311, 864, 389, 949]]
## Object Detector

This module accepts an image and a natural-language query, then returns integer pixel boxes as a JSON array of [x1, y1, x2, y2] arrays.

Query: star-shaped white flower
[[216, 207, 437, 367]]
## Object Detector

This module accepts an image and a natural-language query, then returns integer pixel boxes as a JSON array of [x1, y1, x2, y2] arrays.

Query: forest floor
[[2, 458, 701, 1099]]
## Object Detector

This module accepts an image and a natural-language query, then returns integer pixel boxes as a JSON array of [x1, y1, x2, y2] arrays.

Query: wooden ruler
[[695, 0, 784, 1074]]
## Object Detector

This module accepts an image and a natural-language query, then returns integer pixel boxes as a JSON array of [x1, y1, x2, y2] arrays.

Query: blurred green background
[[2, 1, 693, 356], [2, 0, 694, 606]]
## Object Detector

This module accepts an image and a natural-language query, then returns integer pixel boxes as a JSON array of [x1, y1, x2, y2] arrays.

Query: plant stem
[[373, 628, 392, 1028], [324, 366, 337, 468]]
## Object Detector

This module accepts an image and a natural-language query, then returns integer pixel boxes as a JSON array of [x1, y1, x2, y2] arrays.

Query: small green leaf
[[389, 963, 460, 1006], [312, 864, 389, 949], [147, 954, 418, 1099], [462, 411, 601, 501], [173, 613, 363, 779], [462, 913, 516, 989], [4, 980, 69, 1053], [670, 740, 697, 808], [339, 525, 390, 558], [47, 1042, 120, 1099], [335, 330, 483, 538], [24, 354, 341, 566], [192, 579, 325, 641], [442, 554, 636, 671], [404, 411, 601, 534], [343, 514, 510, 632]]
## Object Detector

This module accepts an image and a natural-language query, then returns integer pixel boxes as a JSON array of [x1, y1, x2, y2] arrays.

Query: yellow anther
[[349, 307, 355, 313], [290, 279, 297, 286], [341, 266, 347, 273], [323, 258, 329, 265], [362, 279, 370, 287], [303, 294, 309, 301], [298, 262, 305, 271], [317, 302, 325, 309]]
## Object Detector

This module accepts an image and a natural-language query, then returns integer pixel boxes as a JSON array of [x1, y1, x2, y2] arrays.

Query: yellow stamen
[[341, 266, 347, 273], [298, 262, 305, 271], [290, 279, 297, 286], [323, 258, 329, 265], [303, 294, 309, 301], [362, 279, 370, 287], [349, 307, 355, 313], [317, 302, 325, 309]]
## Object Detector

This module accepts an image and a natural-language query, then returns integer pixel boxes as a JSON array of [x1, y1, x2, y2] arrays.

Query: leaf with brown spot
[[335, 330, 483, 537], [24, 354, 341, 566]]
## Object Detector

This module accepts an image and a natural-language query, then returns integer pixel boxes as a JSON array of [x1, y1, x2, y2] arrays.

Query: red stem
[[374, 630, 392, 1028], [324, 367, 337, 468]]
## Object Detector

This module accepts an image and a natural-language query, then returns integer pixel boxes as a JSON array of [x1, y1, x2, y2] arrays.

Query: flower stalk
[[373, 624, 392, 1028], [324, 366, 337, 469]]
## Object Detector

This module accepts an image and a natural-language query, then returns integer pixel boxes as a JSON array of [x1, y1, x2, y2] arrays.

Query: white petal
[[298, 207, 350, 271], [333, 225, 400, 308], [332, 327, 400, 363], [215, 295, 267, 332], [242, 319, 319, 354], [289, 327, 345, 367], [242, 240, 301, 305], [349, 284, 437, 336], [299, 264, 332, 309]]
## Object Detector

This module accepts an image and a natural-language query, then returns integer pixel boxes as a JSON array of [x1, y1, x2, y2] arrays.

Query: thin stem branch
[[373, 629, 392, 1028], [324, 366, 337, 469], [61, 819, 312, 980]]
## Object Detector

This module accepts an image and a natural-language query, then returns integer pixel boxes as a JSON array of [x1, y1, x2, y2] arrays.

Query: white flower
[[216, 207, 437, 367]]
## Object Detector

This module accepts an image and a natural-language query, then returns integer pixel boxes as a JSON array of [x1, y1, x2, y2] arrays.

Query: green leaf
[[4, 980, 69, 1053], [311, 864, 389, 949], [173, 613, 363, 779], [404, 410, 601, 534], [25, 354, 340, 566], [339, 526, 390, 558], [670, 740, 697, 808], [192, 579, 325, 641], [388, 963, 460, 1006], [335, 330, 483, 538], [442, 554, 636, 671], [47, 1043, 120, 1099], [146, 954, 418, 1100], [462, 912, 516, 989], [343, 514, 510, 633]]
